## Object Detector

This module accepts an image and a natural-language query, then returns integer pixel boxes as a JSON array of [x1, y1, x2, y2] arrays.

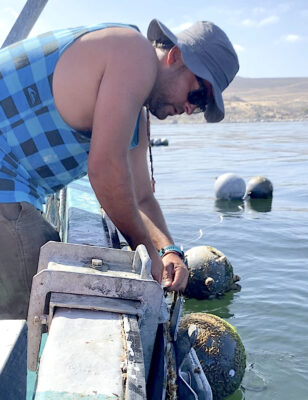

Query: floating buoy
[[150, 137, 169, 146], [245, 176, 273, 199], [179, 313, 246, 400], [184, 246, 240, 299], [214, 173, 246, 200]]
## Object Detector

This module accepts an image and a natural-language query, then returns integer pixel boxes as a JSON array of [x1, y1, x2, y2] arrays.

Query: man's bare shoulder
[[100, 27, 158, 83], [94, 26, 155, 54], [78, 27, 156, 69], [53, 26, 157, 130], [74, 26, 158, 102]]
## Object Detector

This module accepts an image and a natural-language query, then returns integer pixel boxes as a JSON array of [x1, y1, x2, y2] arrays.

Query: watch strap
[[159, 245, 184, 260]]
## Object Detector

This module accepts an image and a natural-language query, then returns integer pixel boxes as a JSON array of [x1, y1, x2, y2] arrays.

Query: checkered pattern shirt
[[0, 22, 140, 210]]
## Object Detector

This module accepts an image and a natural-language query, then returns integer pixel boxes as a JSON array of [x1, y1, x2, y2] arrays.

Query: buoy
[[214, 173, 246, 200], [179, 313, 246, 400], [245, 176, 273, 199], [184, 246, 240, 299], [150, 137, 169, 146]]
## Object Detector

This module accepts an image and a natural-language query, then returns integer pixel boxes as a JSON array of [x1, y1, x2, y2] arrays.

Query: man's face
[[148, 66, 212, 120], [148, 67, 199, 120]]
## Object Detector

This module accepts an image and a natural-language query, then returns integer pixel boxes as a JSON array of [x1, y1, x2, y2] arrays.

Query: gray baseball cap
[[147, 19, 239, 122]]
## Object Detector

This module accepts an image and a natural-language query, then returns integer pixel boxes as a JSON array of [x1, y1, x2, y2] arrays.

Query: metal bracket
[[123, 315, 147, 400], [27, 241, 163, 375], [48, 293, 144, 330], [170, 293, 184, 341]]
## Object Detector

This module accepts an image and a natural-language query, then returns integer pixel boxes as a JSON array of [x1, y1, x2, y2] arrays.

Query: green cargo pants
[[0, 202, 60, 319]]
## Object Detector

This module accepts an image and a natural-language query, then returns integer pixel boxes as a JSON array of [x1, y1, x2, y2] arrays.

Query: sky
[[0, 0, 307, 78]]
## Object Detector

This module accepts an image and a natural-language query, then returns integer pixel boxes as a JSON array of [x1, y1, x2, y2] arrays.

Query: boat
[[0, 3, 241, 398], [1, 176, 213, 399]]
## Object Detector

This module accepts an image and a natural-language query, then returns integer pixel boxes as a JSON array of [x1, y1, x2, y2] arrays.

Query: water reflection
[[214, 198, 273, 214], [245, 198, 272, 213], [183, 289, 238, 319], [214, 199, 245, 214], [241, 364, 267, 393], [225, 388, 245, 400]]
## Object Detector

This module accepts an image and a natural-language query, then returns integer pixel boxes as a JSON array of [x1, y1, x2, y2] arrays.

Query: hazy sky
[[0, 0, 307, 78]]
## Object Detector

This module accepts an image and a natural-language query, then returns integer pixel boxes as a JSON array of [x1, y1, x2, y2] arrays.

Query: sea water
[[151, 121, 308, 400], [26, 121, 307, 399]]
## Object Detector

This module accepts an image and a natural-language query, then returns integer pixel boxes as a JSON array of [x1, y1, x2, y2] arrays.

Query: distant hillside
[[152, 76, 308, 124]]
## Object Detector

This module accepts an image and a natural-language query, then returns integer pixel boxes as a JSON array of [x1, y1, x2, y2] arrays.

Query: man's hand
[[162, 253, 189, 292], [150, 250, 164, 284]]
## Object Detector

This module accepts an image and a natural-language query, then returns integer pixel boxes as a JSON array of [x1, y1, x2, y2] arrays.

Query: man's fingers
[[161, 253, 189, 291], [163, 262, 174, 287], [151, 258, 163, 284], [167, 265, 189, 292], [152, 270, 162, 284]]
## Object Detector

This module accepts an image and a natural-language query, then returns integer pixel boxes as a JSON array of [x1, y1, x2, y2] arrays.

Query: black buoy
[[179, 313, 246, 400], [184, 246, 240, 299], [246, 176, 273, 199]]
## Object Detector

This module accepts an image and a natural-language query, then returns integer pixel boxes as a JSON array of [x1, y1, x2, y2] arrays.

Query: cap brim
[[147, 19, 225, 123], [180, 44, 224, 122], [147, 19, 178, 46]]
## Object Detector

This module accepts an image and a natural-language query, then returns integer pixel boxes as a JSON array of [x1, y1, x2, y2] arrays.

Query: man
[[0, 19, 239, 318]]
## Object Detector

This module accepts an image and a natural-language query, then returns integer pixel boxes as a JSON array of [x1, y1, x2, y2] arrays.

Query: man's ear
[[166, 46, 183, 66]]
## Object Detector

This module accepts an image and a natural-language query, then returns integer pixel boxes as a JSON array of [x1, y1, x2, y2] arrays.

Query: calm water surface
[[152, 121, 308, 400]]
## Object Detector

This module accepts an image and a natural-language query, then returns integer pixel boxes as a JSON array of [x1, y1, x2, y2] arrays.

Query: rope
[[146, 105, 156, 193]]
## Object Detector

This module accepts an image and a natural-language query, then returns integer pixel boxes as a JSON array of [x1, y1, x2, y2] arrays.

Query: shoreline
[[151, 116, 308, 125], [150, 76, 308, 125]]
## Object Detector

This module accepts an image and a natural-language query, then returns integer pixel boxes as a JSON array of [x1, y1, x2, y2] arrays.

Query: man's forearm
[[138, 195, 174, 250], [138, 195, 189, 291], [89, 161, 158, 258]]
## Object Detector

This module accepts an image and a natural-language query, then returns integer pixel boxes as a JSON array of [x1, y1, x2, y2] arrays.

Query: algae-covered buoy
[[246, 176, 273, 199], [214, 173, 246, 200], [179, 313, 246, 400], [184, 246, 240, 299]]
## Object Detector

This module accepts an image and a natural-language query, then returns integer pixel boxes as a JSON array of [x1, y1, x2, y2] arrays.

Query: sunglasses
[[187, 76, 209, 114]]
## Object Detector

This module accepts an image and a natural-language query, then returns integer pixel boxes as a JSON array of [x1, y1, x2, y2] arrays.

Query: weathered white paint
[[35, 308, 124, 398]]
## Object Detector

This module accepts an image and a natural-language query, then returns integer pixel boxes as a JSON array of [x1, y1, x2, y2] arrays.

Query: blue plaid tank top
[[0, 22, 141, 210]]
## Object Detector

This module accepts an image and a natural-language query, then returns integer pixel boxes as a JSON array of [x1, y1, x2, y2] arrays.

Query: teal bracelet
[[159, 245, 184, 260]]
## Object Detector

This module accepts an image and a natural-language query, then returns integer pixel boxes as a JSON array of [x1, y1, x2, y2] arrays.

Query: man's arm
[[87, 30, 163, 282], [129, 109, 189, 292]]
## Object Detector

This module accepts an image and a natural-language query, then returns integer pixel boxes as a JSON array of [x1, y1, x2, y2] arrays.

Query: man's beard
[[149, 101, 170, 120], [148, 65, 187, 119], [148, 89, 175, 120], [147, 75, 176, 120]]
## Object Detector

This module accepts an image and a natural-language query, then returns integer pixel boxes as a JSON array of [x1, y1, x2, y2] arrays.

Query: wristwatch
[[159, 245, 184, 260]]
